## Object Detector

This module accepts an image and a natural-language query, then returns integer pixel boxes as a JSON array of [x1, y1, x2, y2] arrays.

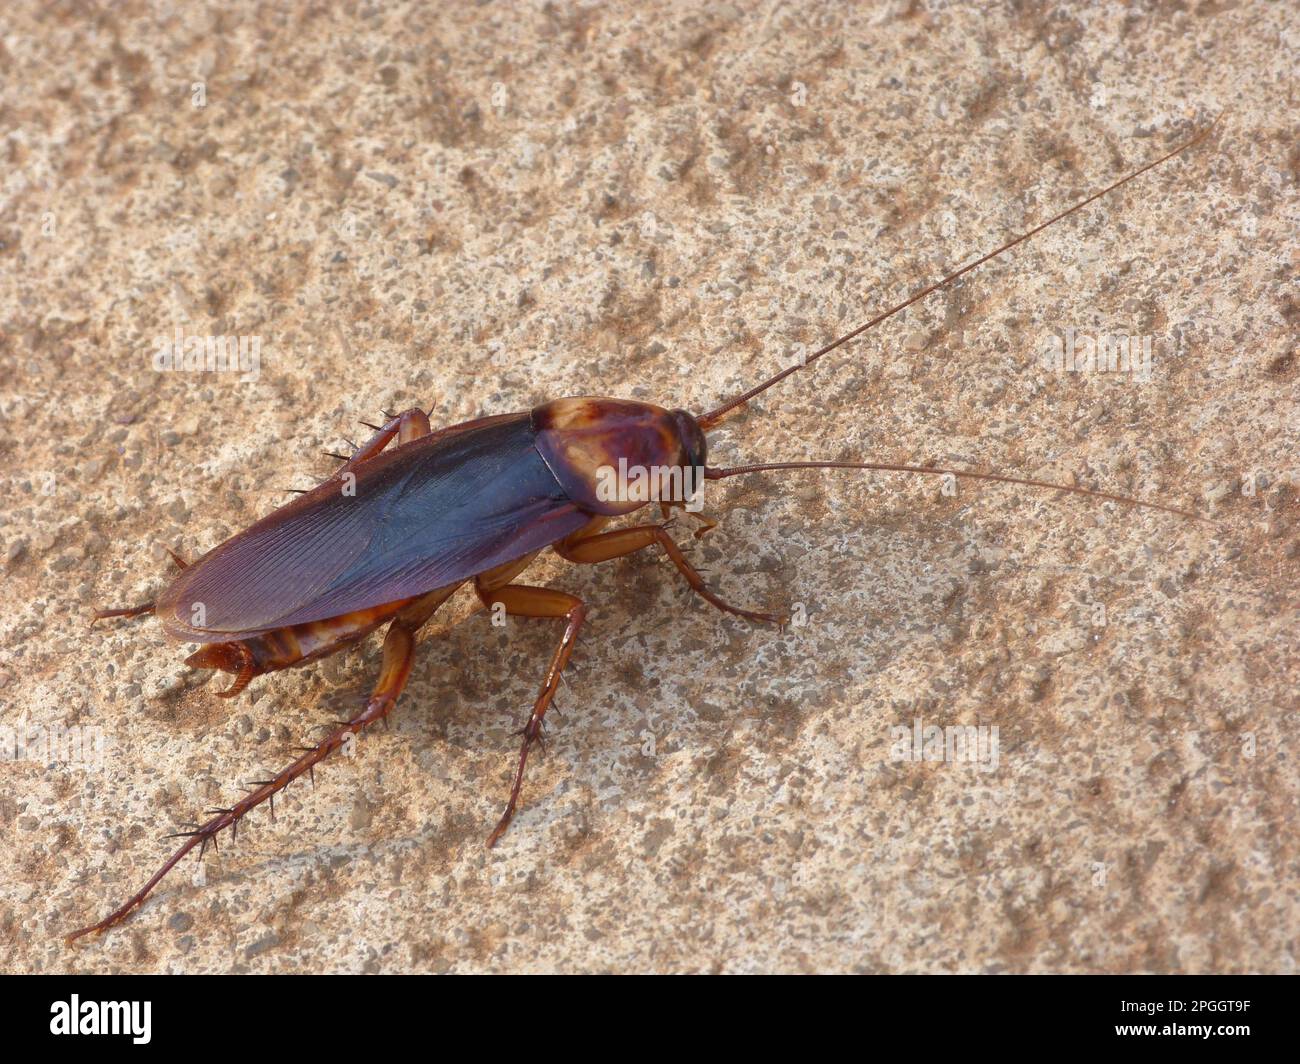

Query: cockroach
[[68, 121, 1216, 941]]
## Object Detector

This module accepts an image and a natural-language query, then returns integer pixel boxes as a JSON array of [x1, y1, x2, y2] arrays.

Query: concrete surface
[[0, 0, 1295, 973]]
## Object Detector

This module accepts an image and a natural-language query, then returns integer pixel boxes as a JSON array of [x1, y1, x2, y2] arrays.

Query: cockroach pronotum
[[68, 120, 1217, 941]]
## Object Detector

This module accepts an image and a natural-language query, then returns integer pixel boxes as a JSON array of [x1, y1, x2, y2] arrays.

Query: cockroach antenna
[[697, 117, 1222, 432], [695, 118, 1223, 519], [703, 459, 1200, 519]]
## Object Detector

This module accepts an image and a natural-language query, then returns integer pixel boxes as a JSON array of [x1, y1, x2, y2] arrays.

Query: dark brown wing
[[157, 412, 589, 641]]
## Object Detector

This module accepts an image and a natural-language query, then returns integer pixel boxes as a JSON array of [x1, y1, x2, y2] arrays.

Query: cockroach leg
[[686, 511, 718, 540], [66, 601, 440, 942], [184, 640, 260, 698], [90, 551, 187, 626], [337, 406, 433, 472], [90, 602, 155, 625], [397, 408, 432, 446], [474, 577, 587, 847], [217, 642, 254, 699], [659, 501, 718, 539], [556, 523, 784, 625]]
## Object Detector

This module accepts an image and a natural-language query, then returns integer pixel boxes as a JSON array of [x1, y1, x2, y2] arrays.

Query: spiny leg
[[67, 596, 441, 941], [211, 641, 255, 700], [332, 406, 432, 474], [90, 549, 190, 625], [555, 522, 784, 624], [474, 576, 586, 847], [659, 501, 719, 539], [90, 602, 155, 624]]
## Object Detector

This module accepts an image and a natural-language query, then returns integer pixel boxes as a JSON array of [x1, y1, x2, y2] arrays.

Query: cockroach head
[[533, 397, 707, 516]]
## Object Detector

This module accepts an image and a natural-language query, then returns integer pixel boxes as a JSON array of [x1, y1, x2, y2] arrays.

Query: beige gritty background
[[0, 0, 1295, 974]]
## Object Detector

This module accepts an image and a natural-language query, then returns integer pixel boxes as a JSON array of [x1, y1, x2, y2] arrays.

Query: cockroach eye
[[671, 409, 707, 470]]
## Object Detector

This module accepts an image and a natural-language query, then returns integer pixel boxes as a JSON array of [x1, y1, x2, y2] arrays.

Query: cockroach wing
[[157, 413, 589, 641]]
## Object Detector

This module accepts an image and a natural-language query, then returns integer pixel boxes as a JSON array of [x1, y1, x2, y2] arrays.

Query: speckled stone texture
[[1, 0, 1295, 973]]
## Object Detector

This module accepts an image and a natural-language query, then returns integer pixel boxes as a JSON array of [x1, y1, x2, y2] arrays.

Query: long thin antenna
[[704, 460, 1198, 519], [697, 118, 1220, 430]]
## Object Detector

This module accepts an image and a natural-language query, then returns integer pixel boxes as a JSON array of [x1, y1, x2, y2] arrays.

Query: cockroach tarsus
[[67, 120, 1217, 942]]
